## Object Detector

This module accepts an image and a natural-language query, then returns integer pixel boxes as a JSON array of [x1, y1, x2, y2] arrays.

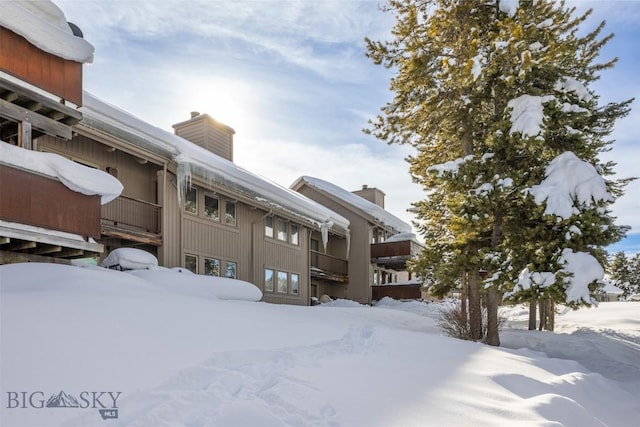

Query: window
[[185, 254, 198, 273], [204, 193, 219, 221], [290, 224, 299, 245], [264, 269, 274, 292], [225, 261, 237, 279], [277, 271, 288, 293], [204, 258, 220, 276], [290, 273, 299, 295], [225, 200, 236, 226], [276, 218, 287, 241], [265, 216, 274, 238], [185, 187, 197, 214], [311, 238, 320, 252]]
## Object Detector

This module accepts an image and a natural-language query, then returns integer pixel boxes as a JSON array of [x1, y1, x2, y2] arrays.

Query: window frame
[[184, 187, 198, 215], [204, 257, 221, 276], [265, 215, 274, 238], [204, 192, 220, 222], [225, 260, 237, 279], [290, 273, 299, 295], [184, 253, 198, 274], [276, 217, 287, 241], [277, 271, 288, 293], [225, 199, 237, 226], [264, 268, 275, 292], [290, 224, 299, 245]]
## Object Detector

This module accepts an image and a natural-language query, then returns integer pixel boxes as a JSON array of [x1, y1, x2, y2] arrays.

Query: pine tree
[[366, 0, 632, 342], [608, 252, 640, 298]]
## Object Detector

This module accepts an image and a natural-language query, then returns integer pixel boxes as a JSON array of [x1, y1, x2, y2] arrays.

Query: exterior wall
[[159, 172, 311, 305], [297, 186, 373, 304], [157, 170, 181, 267], [0, 163, 101, 238], [0, 27, 83, 106], [36, 133, 160, 203], [173, 114, 234, 162]]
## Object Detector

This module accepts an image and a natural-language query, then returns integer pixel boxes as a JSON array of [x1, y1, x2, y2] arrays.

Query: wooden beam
[[0, 250, 71, 265], [25, 101, 42, 111], [1, 91, 18, 102], [31, 244, 63, 255], [19, 120, 32, 149], [6, 241, 37, 251], [0, 237, 10, 245], [101, 225, 163, 246], [0, 76, 82, 122], [0, 98, 72, 140], [57, 248, 85, 258]]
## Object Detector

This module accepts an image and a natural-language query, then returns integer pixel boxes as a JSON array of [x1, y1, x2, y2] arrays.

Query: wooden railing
[[310, 250, 348, 276], [101, 195, 160, 234]]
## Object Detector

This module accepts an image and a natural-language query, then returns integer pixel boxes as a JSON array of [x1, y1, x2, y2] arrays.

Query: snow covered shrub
[[437, 300, 506, 343]]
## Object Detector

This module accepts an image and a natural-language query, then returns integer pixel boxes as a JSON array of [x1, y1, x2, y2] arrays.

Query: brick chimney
[[352, 184, 385, 208], [172, 112, 236, 161]]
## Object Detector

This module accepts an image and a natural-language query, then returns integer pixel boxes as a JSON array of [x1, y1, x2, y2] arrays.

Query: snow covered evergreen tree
[[366, 0, 632, 342], [608, 252, 640, 298]]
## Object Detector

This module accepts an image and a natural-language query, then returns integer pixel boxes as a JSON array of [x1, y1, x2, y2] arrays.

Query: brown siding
[[158, 170, 181, 267], [37, 134, 159, 203], [297, 186, 373, 304], [0, 164, 100, 238], [0, 27, 83, 106]]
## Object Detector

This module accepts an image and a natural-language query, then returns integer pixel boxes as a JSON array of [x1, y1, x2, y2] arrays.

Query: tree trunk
[[468, 269, 482, 341], [486, 290, 500, 346], [460, 271, 468, 331], [544, 299, 554, 331], [528, 299, 537, 330], [538, 300, 546, 331]]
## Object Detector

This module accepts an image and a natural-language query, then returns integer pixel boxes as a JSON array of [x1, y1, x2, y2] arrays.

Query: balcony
[[370, 239, 423, 271], [310, 250, 348, 283], [101, 195, 162, 246], [0, 164, 104, 261]]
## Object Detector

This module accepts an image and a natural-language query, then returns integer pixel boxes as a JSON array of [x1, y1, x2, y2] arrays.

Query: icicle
[[176, 159, 193, 206], [345, 229, 351, 261], [320, 221, 333, 253]]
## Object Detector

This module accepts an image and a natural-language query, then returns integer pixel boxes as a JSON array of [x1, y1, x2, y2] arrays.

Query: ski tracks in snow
[[67, 325, 377, 427]]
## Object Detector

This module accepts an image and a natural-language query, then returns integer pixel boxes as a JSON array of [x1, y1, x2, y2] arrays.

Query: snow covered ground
[[1, 263, 639, 426]]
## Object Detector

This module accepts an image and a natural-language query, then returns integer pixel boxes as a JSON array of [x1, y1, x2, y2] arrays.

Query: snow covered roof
[[292, 176, 412, 233], [0, 142, 123, 204], [0, 1, 94, 63], [79, 92, 350, 234]]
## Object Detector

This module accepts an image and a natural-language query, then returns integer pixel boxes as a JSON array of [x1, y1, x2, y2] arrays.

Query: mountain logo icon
[[45, 391, 80, 408]]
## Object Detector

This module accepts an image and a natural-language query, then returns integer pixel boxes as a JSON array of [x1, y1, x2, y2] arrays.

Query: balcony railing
[[101, 195, 161, 234], [310, 250, 348, 278], [370, 239, 423, 271]]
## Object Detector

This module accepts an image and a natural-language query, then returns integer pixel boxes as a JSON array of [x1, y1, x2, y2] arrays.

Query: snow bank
[[2, 263, 639, 427], [128, 267, 263, 302], [101, 247, 159, 270], [0, 1, 94, 63], [0, 142, 123, 204], [528, 151, 612, 219]]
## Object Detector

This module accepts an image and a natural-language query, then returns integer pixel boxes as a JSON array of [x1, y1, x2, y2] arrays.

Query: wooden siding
[[155, 172, 310, 304], [0, 27, 83, 106], [37, 134, 160, 202], [297, 186, 373, 304], [372, 284, 421, 301], [173, 115, 233, 161], [0, 164, 100, 238], [157, 170, 181, 267]]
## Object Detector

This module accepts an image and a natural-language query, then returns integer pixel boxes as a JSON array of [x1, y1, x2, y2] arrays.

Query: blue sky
[[56, 0, 639, 255]]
